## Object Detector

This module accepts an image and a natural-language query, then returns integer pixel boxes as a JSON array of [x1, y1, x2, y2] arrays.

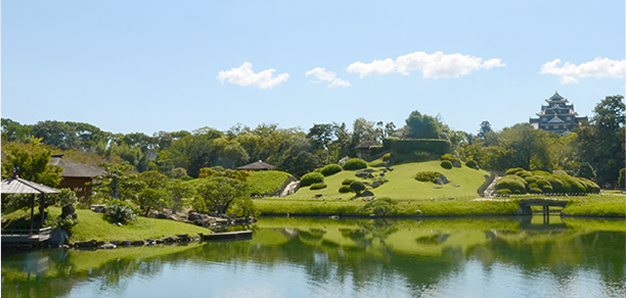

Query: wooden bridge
[[519, 199, 568, 223]]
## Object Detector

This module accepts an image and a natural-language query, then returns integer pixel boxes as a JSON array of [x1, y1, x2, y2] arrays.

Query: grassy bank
[[254, 197, 520, 217], [3, 207, 211, 242]]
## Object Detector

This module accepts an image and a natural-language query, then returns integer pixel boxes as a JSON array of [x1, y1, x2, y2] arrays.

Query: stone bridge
[[518, 198, 568, 216]]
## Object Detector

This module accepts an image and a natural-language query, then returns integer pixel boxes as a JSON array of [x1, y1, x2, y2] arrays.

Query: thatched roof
[[49, 154, 104, 178], [355, 140, 380, 150], [236, 160, 275, 171], [1, 177, 61, 194]]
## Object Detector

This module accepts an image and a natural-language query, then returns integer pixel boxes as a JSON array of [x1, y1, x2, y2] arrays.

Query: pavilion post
[[29, 195, 35, 237]]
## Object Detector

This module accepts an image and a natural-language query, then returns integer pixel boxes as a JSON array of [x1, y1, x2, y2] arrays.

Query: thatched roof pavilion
[[236, 160, 275, 171]]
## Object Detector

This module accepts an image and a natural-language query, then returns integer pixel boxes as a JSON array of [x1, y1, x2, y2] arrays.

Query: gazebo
[[1, 170, 60, 245], [49, 154, 103, 200], [236, 160, 275, 171]]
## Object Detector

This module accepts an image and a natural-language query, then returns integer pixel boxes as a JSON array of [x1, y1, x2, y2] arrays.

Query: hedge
[[310, 182, 327, 190], [343, 158, 368, 170], [319, 164, 342, 176], [381, 138, 450, 155], [300, 172, 324, 187]]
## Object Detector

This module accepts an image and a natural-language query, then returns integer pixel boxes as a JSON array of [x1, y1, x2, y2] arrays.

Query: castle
[[529, 92, 588, 135]]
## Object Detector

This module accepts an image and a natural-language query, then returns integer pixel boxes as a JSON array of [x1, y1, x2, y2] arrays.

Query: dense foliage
[[318, 163, 342, 176], [415, 171, 444, 183]]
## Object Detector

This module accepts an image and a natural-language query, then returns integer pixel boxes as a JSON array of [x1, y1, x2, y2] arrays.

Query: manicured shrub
[[496, 175, 527, 194], [498, 189, 511, 195], [310, 182, 327, 190], [342, 178, 356, 185], [505, 168, 525, 175], [343, 158, 368, 170], [529, 187, 543, 194], [577, 177, 600, 193], [440, 153, 460, 162], [440, 160, 453, 169], [546, 175, 564, 192], [382, 153, 392, 162], [338, 185, 352, 193], [300, 172, 324, 187], [536, 178, 553, 192], [515, 170, 533, 178], [105, 199, 139, 224], [465, 159, 478, 169], [524, 176, 538, 184], [319, 164, 342, 176], [415, 171, 443, 183], [551, 173, 586, 193], [349, 181, 366, 195]]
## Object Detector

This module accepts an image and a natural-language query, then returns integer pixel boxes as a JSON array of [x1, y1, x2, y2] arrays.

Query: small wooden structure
[[236, 160, 275, 171], [355, 140, 380, 159], [49, 154, 103, 200], [1, 171, 61, 246], [199, 230, 253, 241]]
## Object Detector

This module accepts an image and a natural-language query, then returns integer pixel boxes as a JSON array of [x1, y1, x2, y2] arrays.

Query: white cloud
[[347, 51, 505, 79], [305, 67, 351, 88], [540, 58, 626, 84], [217, 62, 289, 89]]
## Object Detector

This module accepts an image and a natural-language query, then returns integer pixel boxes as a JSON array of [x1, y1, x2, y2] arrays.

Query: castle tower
[[529, 92, 588, 135]]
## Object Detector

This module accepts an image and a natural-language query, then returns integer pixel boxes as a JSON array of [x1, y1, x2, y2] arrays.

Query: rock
[[436, 175, 450, 185], [329, 215, 340, 220], [121, 240, 133, 246], [100, 243, 117, 249], [132, 240, 144, 246], [362, 168, 375, 173], [379, 172, 385, 177], [387, 167, 394, 171], [60, 204, 77, 219], [371, 181, 381, 188], [92, 205, 106, 213], [49, 228, 69, 247], [416, 209, 422, 214], [451, 160, 462, 168], [360, 190, 375, 197], [154, 212, 168, 219], [109, 240, 120, 246]]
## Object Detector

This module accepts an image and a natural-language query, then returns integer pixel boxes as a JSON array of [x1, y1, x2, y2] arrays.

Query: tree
[[405, 111, 440, 139], [196, 177, 249, 214], [167, 179, 195, 212], [575, 162, 596, 180], [1, 118, 32, 143], [1, 138, 62, 187], [93, 162, 135, 200], [307, 123, 335, 150], [31, 120, 79, 150], [499, 123, 550, 170], [477, 121, 493, 140], [575, 95, 625, 184], [349, 181, 366, 196]]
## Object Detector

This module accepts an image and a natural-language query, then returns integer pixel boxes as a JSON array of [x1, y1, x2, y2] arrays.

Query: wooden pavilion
[[1, 171, 60, 246], [49, 154, 103, 200]]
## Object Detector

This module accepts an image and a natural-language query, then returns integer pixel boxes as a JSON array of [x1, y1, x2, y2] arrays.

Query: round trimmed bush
[[536, 178, 553, 192], [524, 176, 538, 184], [415, 171, 443, 183], [496, 175, 527, 194], [440, 154, 460, 162], [342, 178, 356, 185], [578, 177, 600, 193], [546, 175, 564, 192], [320, 164, 342, 176], [300, 172, 324, 187], [349, 181, 366, 195], [310, 182, 327, 190], [505, 168, 525, 176], [498, 189, 511, 195], [338, 185, 352, 193], [343, 158, 368, 170], [440, 160, 453, 169], [465, 159, 478, 169], [551, 174, 585, 193]]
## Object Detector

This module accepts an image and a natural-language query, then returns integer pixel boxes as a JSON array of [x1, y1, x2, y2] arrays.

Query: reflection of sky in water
[[61, 257, 625, 298]]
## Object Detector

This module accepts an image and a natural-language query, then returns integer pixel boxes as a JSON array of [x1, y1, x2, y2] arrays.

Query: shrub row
[[496, 168, 601, 195]]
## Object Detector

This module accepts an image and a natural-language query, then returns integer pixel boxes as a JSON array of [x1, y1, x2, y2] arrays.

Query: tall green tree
[[196, 177, 249, 214], [575, 95, 625, 184], [405, 111, 440, 139], [1, 138, 62, 187]]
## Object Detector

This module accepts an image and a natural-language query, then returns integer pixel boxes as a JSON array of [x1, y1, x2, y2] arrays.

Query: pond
[[2, 215, 625, 298]]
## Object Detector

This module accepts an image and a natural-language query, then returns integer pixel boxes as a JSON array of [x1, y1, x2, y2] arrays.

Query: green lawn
[[284, 160, 490, 200], [3, 207, 212, 242], [248, 170, 293, 196]]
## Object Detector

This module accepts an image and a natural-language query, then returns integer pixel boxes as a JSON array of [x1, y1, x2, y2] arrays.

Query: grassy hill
[[248, 170, 293, 196], [291, 160, 490, 200]]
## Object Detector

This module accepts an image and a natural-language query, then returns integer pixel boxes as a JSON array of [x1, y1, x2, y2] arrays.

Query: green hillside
[[290, 160, 490, 200]]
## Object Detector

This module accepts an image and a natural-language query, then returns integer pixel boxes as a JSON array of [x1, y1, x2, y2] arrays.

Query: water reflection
[[2, 216, 625, 298]]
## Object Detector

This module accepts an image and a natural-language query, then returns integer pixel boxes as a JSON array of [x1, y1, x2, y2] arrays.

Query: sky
[[2, 1, 625, 136]]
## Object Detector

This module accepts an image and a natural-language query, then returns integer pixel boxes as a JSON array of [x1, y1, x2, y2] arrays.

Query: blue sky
[[2, 1, 624, 136]]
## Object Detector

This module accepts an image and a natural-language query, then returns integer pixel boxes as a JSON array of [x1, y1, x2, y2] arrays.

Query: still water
[[2, 215, 625, 298]]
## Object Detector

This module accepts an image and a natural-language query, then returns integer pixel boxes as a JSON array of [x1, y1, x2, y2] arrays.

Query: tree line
[[2, 95, 624, 185]]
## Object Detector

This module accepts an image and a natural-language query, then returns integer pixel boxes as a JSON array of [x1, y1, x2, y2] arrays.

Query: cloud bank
[[347, 51, 505, 79], [305, 67, 351, 88], [540, 58, 626, 84], [217, 62, 289, 89]]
